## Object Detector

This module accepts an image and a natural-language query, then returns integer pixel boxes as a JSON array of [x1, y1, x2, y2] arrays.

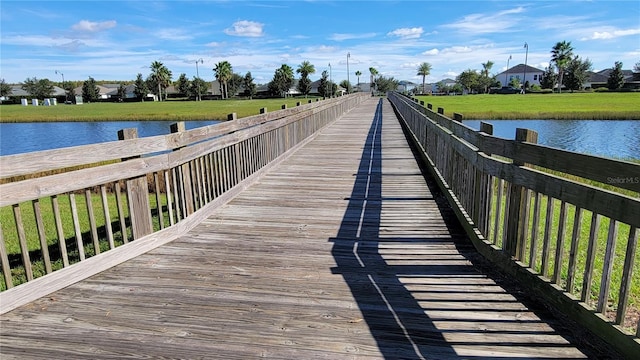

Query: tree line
[[1, 60, 404, 103], [413, 41, 640, 95], [7, 41, 633, 102]]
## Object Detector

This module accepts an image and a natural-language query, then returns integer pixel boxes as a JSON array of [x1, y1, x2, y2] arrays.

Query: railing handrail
[[388, 91, 640, 357], [397, 94, 640, 193], [0, 98, 354, 206], [0, 98, 341, 179]]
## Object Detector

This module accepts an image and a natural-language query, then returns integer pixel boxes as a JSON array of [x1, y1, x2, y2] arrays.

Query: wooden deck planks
[[0, 98, 593, 359]]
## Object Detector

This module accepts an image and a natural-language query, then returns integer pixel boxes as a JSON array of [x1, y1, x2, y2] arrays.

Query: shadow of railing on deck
[[328, 99, 609, 359]]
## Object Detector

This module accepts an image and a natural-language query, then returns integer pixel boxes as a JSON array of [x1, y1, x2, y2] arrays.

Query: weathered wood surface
[[0, 99, 596, 359]]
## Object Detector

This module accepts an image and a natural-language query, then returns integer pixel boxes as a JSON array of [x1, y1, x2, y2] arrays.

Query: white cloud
[[224, 20, 264, 37], [309, 45, 337, 53], [443, 71, 459, 79], [55, 40, 85, 52], [329, 32, 377, 41], [71, 20, 116, 33], [441, 46, 473, 54], [422, 49, 440, 56], [581, 28, 640, 40], [387, 27, 423, 39], [443, 6, 525, 34], [156, 28, 192, 41]]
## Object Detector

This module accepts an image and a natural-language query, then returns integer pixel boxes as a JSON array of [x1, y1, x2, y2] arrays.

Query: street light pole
[[195, 58, 203, 101], [523, 43, 529, 94], [328, 63, 332, 97], [346, 52, 350, 94], [55, 70, 66, 102], [505, 55, 512, 87]]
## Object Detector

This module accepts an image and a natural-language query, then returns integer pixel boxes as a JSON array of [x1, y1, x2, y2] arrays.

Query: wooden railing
[[0, 93, 368, 312], [388, 92, 640, 356]]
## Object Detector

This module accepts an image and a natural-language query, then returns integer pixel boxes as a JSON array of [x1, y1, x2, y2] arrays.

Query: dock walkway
[[1, 99, 598, 358]]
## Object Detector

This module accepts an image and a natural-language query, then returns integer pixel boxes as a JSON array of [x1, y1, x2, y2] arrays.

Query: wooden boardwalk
[[0, 99, 600, 358]]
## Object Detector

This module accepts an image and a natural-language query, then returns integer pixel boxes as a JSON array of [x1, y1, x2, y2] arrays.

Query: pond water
[[0, 119, 638, 160], [0, 120, 219, 156], [462, 119, 640, 160]]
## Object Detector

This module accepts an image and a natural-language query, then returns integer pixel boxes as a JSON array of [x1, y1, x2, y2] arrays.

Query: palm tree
[[369, 67, 378, 94], [150, 61, 170, 101], [551, 41, 574, 93], [213, 61, 233, 99], [159, 66, 172, 100], [481, 60, 494, 77], [296, 60, 315, 78], [355, 70, 362, 86], [269, 64, 295, 98], [416, 62, 432, 94], [296, 61, 315, 97], [481, 60, 494, 93]]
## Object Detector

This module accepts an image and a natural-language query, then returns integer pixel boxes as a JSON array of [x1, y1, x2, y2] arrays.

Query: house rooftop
[[497, 64, 544, 75]]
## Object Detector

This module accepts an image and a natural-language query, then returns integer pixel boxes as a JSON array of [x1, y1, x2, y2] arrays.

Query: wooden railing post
[[118, 128, 153, 240], [505, 128, 538, 258], [171, 122, 195, 217], [474, 122, 493, 236]]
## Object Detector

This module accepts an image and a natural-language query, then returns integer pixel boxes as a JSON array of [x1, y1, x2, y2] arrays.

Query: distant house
[[495, 64, 544, 87], [584, 71, 610, 89], [0, 85, 67, 104], [586, 68, 639, 89], [431, 78, 458, 94], [398, 80, 418, 93], [6, 85, 66, 98], [254, 80, 303, 98], [72, 84, 116, 100], [355, 82, 372, 93]]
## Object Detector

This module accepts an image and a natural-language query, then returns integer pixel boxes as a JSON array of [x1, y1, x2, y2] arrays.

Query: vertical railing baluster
[[32, 199, 52, 273], [566, 207, 584, 293], [51, 195, 69, 267], [616, 226, 638, 325], [100, 185, 115, 249], [85, 189, 100, 255], [581, 213, 601, 304], [0, 228, 13, 289], [69, 193, 85, 261], [597, 220, 618, 314], [552, 201, 568, 284]]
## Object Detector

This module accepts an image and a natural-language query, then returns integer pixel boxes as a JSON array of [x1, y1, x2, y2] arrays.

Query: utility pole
[[523, 43, 529, 94], [195, 58, 203, 101], [505, 55, 512, 87], [55, 70, 66, 102], [328, 63, 332, 97], [346, 52, 350, 94]]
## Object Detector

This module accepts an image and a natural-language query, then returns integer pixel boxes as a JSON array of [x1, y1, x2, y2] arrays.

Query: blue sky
[[1, 0, 639, 85]]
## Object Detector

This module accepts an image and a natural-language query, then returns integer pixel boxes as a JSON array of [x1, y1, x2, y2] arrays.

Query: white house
[[495, 64, 544, 87], [431, 78, 458, 94]]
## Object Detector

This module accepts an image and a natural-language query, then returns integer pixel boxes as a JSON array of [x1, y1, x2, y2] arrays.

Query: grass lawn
[[415, 92, 640, 120], [0, 97, 323, 122]]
